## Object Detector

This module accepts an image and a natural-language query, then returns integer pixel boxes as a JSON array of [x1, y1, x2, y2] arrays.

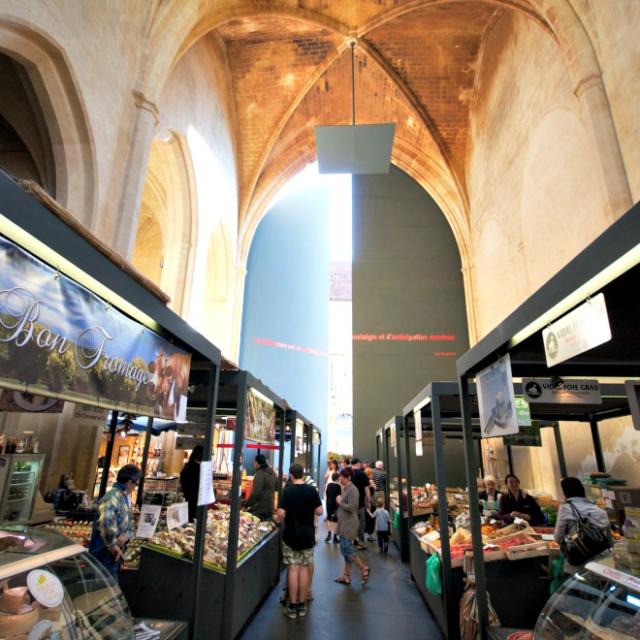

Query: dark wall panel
[[352, 166, 469, 460]]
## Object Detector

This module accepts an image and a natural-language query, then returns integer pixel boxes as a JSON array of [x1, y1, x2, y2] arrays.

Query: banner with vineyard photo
[[245, 388, 276, 443], [0, 234, 191, 421]]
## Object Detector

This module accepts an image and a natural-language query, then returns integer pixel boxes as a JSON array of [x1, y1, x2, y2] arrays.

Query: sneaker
[[366, 536, 376, 542], [283, 603, 297, 619], [332, 535, 340, 544], [297, 602, 308, 617], [324, 532, 332, 543]]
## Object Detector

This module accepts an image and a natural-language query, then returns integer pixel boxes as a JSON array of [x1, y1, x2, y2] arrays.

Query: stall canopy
[[456, 200, 640, 638]]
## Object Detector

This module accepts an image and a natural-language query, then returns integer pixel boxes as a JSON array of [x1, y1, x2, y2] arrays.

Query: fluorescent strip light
[[0, 213, 162, 333], [249, 386, 274, 407], [509, 243, 640, 349]]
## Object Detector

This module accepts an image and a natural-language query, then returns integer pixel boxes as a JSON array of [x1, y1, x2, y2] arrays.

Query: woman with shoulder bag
[[554, 476, 611, 573]]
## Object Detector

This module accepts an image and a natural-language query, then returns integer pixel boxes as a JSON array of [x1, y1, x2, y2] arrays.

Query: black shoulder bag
[[561, 500, 610, 566]]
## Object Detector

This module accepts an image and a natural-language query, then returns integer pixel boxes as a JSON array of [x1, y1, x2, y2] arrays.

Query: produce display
[[40, 520, 92, 547], [147, 505, 275, 571]]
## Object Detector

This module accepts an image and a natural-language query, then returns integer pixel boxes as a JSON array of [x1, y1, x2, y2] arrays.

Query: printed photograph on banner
[[477, 354, 518, 438], [245, 388, 276, 443]]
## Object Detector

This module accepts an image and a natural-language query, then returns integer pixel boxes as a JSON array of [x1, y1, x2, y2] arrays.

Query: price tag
[[167, 502, 189, 530], [136, 504, 161, 538], [198, 460, 215, 506], [27, 570, 64, 608]]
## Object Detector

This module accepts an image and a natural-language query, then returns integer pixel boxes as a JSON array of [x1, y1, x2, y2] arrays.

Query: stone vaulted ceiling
[[213, 1, 502, 230]]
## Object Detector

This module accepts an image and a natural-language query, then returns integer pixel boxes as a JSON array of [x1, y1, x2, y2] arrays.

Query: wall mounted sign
[[542, 293, 611, 366], [477, 354, 518, 438], [0, 235, 191, 420], [504, 422, 542, 447], [625, 380, 640, 431], [515, 396, 532, 426], [245, 388, 276, 443], [523, 378, 601, 404]]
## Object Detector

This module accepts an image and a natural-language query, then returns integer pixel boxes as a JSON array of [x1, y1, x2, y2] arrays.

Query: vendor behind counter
[[499, 473, 545, 526]]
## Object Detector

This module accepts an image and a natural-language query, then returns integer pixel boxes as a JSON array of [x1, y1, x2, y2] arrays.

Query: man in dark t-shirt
[[351, 458, 370, 549], [277, 463, 323, 619]]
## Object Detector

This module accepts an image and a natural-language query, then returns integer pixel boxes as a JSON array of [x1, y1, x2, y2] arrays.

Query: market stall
[[0, 170, 224, 638], [400, 381, 630, 639], [133, 368, 286, 640], [381, 416, 410, 560], [457, 200, 640, 638]]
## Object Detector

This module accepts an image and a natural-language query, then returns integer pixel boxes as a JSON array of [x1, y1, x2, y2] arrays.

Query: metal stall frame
[[0, 170, 223, 639], [456, 200, 640, 639], [217, 369, 287, 640], [401, 381, 629, 639], [382, 417, 409, 560], [287, 410, 315, 480]]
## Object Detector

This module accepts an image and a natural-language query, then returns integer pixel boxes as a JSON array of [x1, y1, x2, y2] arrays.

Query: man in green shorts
[[277, 463, 323, 619]]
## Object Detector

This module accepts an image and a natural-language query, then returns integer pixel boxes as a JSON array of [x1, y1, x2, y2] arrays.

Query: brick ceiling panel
[[299, 0, 418, 28], [218, 16, 343, 195], [365, 2, 498, 181], [252, 49, 446, 207]]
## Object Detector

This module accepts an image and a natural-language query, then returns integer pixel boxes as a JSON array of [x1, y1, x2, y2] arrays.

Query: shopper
[[340, 456, 351, 470], [554, 476, 611, 572], [277, 463, 323, 619], [351, 458, 371, 549], [499, 473, 545, 525], [323, 459, 339, 490], [370, 496, 390, 552], [334, 467, 371, 585], [373, 460, 387, 504], [325, 471, 341, 543], [364, 467, 377, 541], [89, 464, 141, 580], [479, 474, 502, 516], [245, 454, 277, 521], [179, 445, 203, 522]]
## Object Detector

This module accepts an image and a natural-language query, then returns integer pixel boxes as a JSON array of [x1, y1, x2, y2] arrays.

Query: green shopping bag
[[393, 509, 400, 530], [426, 553, 443, 595], [550, 555, 567, 594]]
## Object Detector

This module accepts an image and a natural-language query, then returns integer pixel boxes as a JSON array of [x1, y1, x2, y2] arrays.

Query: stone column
[[574, 74, 633, 221], [111, 90, 160, 258]]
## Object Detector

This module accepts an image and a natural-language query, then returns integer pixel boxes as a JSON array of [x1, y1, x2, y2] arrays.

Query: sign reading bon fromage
[[0, 235, 191, 420]]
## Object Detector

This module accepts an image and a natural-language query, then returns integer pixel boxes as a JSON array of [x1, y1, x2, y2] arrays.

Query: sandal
[[361, 566, 371, 584], [334, 576, 351, 585]]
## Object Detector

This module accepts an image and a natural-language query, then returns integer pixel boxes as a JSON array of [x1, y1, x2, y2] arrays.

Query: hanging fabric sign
[[0, 234, 191, 420], [245, 387, 276, 443], [477, 354, 518, 438]]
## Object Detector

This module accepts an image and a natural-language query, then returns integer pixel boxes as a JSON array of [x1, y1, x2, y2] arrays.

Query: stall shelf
[[456, 200, 640, 638], [0, 170, 223, 638], [134, 368, 286, 640]]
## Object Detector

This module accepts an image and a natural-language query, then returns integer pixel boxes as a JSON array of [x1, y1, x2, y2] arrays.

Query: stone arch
[[0, 18, 97, 226], [132, 132, 197, 314]]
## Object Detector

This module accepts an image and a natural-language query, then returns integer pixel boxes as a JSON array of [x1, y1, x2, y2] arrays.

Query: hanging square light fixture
[[316, 39, 395, 174]]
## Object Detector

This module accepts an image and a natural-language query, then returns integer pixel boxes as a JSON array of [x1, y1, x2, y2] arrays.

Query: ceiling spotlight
[[315, 39, 395, 174]]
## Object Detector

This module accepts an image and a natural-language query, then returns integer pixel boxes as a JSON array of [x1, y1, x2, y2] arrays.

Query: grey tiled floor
[[239, 534, 444, 639]]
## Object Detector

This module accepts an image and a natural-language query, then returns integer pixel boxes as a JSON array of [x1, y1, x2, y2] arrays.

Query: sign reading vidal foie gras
[[0, 235, 191, 421]]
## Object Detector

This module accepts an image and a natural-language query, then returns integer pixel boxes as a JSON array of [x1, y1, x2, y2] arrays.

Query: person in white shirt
[[554, 476, 611, 573]]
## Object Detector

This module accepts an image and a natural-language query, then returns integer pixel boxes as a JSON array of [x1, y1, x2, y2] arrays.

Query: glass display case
[[535, 558, 640, 639], [0, 454, 45, 523], [0, 525, 135, 639]]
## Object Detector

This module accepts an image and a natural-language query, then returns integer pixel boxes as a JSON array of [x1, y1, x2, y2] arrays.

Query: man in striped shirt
[[373, 461, 387, 505]]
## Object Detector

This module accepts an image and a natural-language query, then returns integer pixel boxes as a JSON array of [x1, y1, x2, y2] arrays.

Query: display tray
[[143, 527, 277, 575]]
